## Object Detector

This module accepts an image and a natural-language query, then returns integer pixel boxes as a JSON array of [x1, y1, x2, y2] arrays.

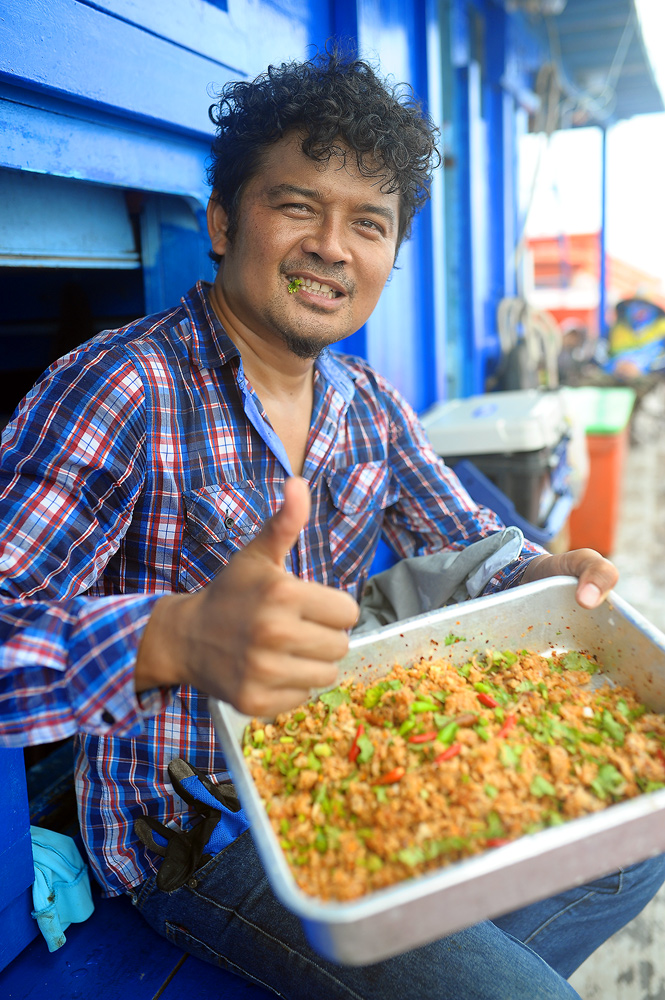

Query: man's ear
[[207, 194, 229, 256]]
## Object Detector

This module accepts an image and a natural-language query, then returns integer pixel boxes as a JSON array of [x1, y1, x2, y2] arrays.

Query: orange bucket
[[567, 427, 629, 556]]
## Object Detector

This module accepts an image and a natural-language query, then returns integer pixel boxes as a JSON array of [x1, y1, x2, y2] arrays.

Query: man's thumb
[[249, 476, 311, 567]]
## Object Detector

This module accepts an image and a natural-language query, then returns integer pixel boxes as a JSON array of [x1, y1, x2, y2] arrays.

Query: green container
[[564, 386, 636, 435]]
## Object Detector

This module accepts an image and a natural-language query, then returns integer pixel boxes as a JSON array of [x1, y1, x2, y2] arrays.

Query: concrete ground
[[567, 404, 665, 1000]]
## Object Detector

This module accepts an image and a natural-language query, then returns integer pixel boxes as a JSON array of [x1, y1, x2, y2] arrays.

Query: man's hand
[[521, 548, 619, 609], [135, 477, 359, 715]]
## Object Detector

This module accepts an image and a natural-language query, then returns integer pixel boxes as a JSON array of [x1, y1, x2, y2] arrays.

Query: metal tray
[[209, 577, 665, 965]]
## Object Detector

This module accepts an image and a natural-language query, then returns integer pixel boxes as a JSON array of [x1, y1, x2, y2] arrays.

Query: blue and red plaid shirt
[[0, 282, 542, 895]]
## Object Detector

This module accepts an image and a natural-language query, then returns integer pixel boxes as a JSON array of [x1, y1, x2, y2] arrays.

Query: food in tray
[[244, 648, 665, 901]]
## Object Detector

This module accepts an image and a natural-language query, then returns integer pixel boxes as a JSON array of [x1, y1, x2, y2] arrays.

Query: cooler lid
[[421, 389, 568, 457]]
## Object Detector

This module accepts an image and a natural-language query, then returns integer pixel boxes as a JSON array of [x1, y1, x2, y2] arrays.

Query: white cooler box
[[420, 389, 574, 547]]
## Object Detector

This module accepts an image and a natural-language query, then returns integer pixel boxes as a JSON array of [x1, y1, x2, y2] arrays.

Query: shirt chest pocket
[[325, 461, 400, 585], [179, 482, 267, 591]]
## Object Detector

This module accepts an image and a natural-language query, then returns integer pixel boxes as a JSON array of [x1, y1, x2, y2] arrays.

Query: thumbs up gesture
[[136, 477, 359, 715]]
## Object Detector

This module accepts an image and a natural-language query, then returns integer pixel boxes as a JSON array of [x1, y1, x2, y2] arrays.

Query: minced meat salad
[[244, 647, 665, 901]]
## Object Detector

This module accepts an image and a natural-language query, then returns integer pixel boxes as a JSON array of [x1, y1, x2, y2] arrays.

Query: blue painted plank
[[424, 0, 448, 404], [356, 0, 443, 413], [0, 890, 180, 998], [140, 194, 215, 313], [3, 748, 31, 851], [89, 0, 313, 81], [0, 886, 275, 999], [0, 83, 212, 202], [0, 748, 36, 972], [2, 0, 233, 136], [0, 889, 40, 975], [0, 829, 34, 910], [1, 0, 321, 136], [160, 956, 276, 999]]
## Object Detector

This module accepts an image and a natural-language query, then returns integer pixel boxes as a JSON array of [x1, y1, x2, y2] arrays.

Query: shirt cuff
[[483, 541, 548, 594], [0, 592, 168, 745], [69, 593, 169, 737]]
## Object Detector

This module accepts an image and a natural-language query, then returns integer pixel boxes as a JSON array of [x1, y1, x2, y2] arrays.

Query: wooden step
[[0, 882, 274, 999]]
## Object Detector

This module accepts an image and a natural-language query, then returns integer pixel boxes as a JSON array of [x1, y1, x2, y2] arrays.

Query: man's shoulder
[[45, 294, 202, 394], [328, 350, 408, 405], [73, 283, 225, 376], [83, 300, 189, 360]]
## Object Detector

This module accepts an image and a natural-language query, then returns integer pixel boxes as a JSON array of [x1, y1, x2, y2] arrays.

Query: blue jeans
[[131, 830, 665, 999]]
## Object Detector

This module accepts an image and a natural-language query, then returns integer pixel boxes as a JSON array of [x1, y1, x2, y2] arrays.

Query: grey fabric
[[354, 527, 524, 634]]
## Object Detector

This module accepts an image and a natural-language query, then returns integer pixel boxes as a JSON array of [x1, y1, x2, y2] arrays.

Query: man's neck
[[207, 282, 315, 476], [207, 282, 315, 399]]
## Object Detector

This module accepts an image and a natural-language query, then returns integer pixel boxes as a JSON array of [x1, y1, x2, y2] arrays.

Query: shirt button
[[101, 709, 116, 725], [224, 516, 235, 529]]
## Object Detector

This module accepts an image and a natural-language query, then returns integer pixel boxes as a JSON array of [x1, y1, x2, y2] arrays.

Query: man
[[1, 51, 663, 999]]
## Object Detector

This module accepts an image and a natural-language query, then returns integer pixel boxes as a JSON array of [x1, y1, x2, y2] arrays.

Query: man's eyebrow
[[267, 184, 397, 229], [355, 202, 397, 228], [266, 183, 322, 201]]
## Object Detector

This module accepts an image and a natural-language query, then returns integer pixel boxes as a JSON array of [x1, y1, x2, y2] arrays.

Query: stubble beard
[[264, 297, 353, 360]]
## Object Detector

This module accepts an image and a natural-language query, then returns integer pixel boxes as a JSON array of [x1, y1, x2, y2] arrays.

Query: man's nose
[[300, 218, 348, 265]]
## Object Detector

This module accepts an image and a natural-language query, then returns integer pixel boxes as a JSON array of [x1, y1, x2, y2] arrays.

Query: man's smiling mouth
[[286, 276, 343, 300]]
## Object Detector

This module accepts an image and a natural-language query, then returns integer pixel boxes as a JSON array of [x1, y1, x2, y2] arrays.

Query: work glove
[[135, 758, 250, 892]]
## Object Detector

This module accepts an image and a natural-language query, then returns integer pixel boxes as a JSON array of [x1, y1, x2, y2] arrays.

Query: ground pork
[[244, 648, 665, 901]]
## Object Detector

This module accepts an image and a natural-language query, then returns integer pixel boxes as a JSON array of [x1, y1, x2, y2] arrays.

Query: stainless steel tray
[[209, 578, 665, 965]]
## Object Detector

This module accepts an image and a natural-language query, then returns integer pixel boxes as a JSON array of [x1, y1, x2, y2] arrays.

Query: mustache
[[280, 258, 354, 295]]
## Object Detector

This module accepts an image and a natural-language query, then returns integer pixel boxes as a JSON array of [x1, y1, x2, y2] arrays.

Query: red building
[[527, 233, 665, 336]]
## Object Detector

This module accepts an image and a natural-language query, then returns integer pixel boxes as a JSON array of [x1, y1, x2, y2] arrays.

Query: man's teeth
[[293, 277, 339, 299]]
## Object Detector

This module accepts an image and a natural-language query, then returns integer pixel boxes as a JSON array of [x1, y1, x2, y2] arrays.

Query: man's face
[[209, 134, 400, 359]]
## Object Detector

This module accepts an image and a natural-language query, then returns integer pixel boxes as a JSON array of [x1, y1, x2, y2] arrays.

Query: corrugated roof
[[548, 0, 664, 123]]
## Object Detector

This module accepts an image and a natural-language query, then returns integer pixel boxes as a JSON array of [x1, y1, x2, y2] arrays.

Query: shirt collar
[[315, 348, 357, 404], [180, 281, 240, 370], [180, 281, 357, 404]]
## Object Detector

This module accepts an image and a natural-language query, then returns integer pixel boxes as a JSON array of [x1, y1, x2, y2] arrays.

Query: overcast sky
[[521, 0, 665, 285]]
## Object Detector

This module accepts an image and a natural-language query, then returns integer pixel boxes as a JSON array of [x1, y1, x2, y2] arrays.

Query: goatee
[[278, 329, 334, 360]]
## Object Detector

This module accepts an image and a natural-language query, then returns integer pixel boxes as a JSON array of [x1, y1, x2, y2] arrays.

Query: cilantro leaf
[[559, 651, 599, 674], [320, 687, 350, 710]]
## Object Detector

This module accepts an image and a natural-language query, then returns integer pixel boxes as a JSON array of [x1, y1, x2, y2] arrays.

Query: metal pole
[[599, 125, 608, 337]]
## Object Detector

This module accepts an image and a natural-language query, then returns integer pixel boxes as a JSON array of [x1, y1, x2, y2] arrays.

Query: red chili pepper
[[348, 723, 364, 763], [496, 714, 517, 739], [433, 743, 462, 764], [657, 748, 665, 770], [407, 730, 438, 744], [373, 766, 406, 785], [477, 692, 499, 708], [486, 838, 511, 848]]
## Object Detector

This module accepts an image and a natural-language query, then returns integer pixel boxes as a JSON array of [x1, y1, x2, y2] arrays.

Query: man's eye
[[357, 219, 382, 233], [284, 203, 310, 212]]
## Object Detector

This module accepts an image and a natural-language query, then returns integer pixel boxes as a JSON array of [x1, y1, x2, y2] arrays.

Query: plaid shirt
[[0, 282, 542, 895]]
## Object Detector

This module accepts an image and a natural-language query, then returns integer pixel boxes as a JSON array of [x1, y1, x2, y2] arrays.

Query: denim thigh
[[494, 852, 665, 979], [130, 830, 592, 1000]]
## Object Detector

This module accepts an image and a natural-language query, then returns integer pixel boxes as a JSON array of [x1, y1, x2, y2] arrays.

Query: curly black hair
[[206, 48, 440, 257]]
